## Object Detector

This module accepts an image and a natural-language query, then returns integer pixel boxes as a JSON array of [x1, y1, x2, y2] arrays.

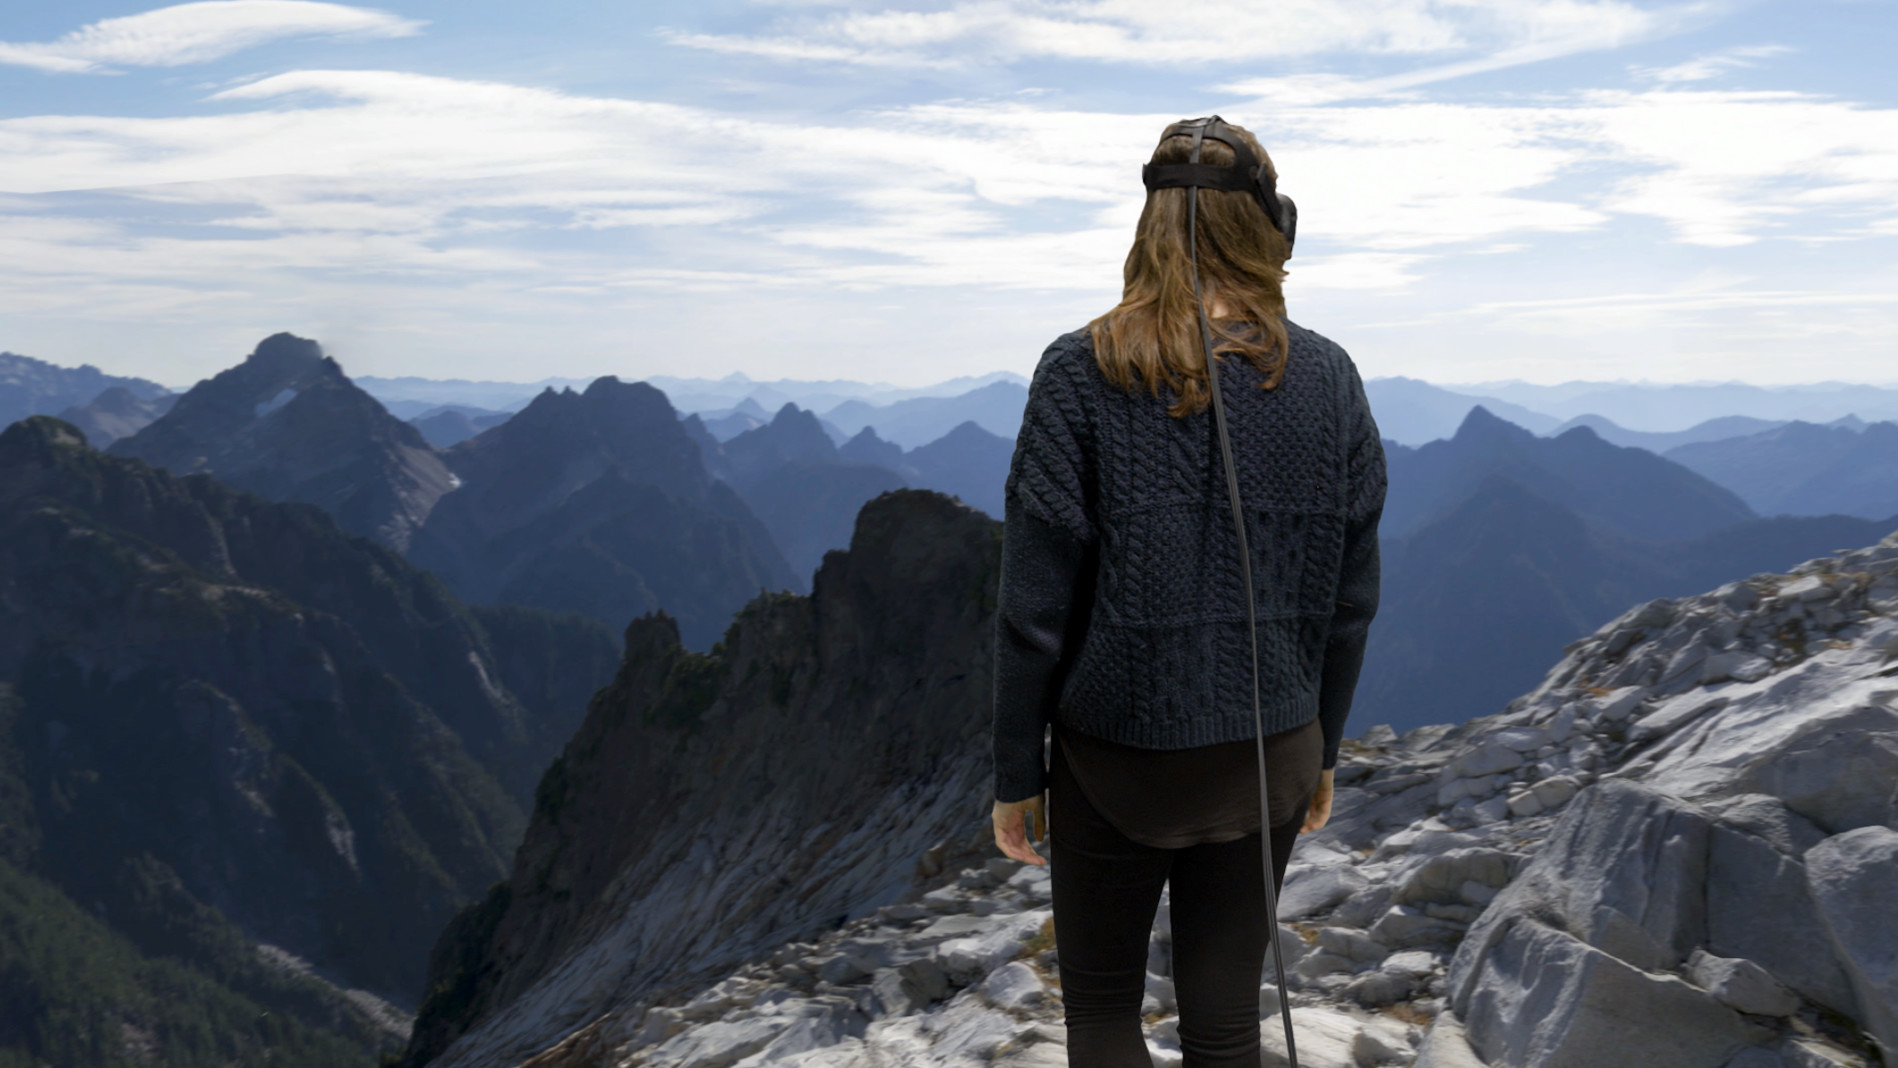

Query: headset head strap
[[1141, 114, 1296, 251]]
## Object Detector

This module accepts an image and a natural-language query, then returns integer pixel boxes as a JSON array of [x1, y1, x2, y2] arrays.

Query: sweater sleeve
[[992, 344, 1098, 804], [1317, 358, 1386, 770]]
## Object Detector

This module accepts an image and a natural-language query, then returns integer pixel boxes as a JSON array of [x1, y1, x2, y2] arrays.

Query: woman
[[989, 117, 1386, 1068]]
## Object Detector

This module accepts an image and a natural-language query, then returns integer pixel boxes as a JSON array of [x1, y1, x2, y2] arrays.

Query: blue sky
[[3, 0, 1896, 391]]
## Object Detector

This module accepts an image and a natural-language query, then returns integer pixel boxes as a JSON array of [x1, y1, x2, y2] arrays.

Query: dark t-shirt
[[1051, 715, 1324, 848]]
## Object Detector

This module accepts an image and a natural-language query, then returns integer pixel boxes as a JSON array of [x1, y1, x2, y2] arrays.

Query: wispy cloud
[[662, 0, 1711, 69], [1631, 43, 1793, 84], [5, 69, 1898, 304], [0, 1, 424, 74]]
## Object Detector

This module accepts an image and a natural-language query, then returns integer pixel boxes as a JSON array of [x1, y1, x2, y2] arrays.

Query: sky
[[3, 0, 1897, 391]]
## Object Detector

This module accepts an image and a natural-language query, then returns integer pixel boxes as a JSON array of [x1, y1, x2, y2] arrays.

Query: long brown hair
[[1087, 119, 1292, 418]]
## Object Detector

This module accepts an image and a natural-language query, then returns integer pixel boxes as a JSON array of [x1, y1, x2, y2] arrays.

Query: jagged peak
[[247, 332, 327, 371], [770, 404, 829, 437], [579, 376, 675, 420], [934, 419, 998, 444], [1452, 404, 1535, 445]]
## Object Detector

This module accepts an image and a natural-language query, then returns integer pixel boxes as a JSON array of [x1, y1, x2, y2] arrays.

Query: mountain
[[700, 406, 1011, 580], [697, 397, 771, 443], [820, 381, 1027, 449], [52, 383, 180, 448], [704, 403, 907, 581], [0, 415, 622, 1061], [1383, 405, 1756, 543], [410, 405, 516, 449], [655, 369, 1030, 417], [1543, 412, 1791, 452], [0, 350, 174, 430], [352, 374, 578, 416], [1362, 376, 1562, 445], [1445, 377, 1898, 429], [902, 420, 1013, 521], [108, 332, 458, 554], [395, 490, 1897, 1068], [1359, 465, 1898, 734], [408, 376, 800, 651], [398, 489, 1003, 1068], [1665, 419, 1898, 520], [837, 426, 911, 473], [719, 403, 843, 487]]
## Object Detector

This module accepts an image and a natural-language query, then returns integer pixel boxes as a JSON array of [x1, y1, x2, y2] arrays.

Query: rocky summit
[[411, 502, 1898, 1068], [107, 332, 457, 554]]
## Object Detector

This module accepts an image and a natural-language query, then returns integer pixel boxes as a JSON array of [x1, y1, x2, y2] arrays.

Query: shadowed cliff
[[401, 489, 1004, 1068]]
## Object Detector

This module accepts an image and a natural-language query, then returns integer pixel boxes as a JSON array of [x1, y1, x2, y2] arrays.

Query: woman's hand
[[992, 793, 1049, 866], [1300, 767, 1335, 833]]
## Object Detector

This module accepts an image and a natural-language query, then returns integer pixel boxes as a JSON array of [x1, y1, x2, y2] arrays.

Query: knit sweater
[[991, 318, 1386, 805]]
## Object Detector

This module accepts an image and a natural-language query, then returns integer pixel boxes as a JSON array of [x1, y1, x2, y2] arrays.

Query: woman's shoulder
[[1042, 325, 1097, 363], [1282, 317, 1349, 362], [1027, 327, 1101, 395]]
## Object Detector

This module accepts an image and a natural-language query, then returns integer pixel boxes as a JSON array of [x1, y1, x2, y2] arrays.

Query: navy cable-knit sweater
[[991, 319, 1386, 804]]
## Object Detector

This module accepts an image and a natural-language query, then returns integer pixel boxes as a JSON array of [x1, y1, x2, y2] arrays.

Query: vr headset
[[1140, 114, 1297, 253]]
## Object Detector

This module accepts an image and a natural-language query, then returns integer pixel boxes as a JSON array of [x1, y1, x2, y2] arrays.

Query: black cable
[[1185, 123, 1300, 1068]]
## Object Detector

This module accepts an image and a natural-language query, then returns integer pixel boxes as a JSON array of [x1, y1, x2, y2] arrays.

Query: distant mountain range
[[1448, 375, 1898, 426], [346, 368, 1031, 423], [1359, 406, 1898, 734], [1664, 419, 1898, 521], [1380, 406, 1756, 543], [0, 350, 172, 430], [691, 402, 1014, 579]]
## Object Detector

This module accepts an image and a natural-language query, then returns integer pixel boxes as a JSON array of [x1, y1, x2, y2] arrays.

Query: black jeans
[[1048, 735, 1309, 1068]]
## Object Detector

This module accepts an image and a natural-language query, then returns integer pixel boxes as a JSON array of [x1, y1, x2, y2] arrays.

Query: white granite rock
[[1412, 1010, 1487, 1068], [1687, 949, 1800, 1018], [1280, 859, 1371, 921], [1455, 916, 1749, 1068], [1450, 740, 1527, 778], [979, 962, 1047, 1011], [1705, 808, 1859, 1013], [1806, 826, 1898, 1062], [1453, 780, 1711, 979], [1256, 1004, 1393, 1068], [1316, 925, 1387, 964], [1505, 789, 1543, 818], [1731, 703, 1898, 834], [935, 908, 1049, 986], [646, 1015, 801, 1068], [1143, 969, 1176, 1015]]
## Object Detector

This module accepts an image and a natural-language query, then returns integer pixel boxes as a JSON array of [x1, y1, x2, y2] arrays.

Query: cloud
[[0, 1, 425, 74], [662, 0, 1710, 69], [4, 65, 1898, 334], [1568, 88, 1898, 246], [1631, 43, 1793, 84]]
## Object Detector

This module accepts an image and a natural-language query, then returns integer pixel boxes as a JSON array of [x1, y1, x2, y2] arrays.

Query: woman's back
[[1002, 315, 1384, 779]]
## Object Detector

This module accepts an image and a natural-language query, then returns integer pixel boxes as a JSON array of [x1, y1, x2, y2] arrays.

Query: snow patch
[[254, 386, 299, 418]]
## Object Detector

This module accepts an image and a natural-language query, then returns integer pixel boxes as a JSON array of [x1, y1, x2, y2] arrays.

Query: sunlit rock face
[[403, 495, 1898, 1068]]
